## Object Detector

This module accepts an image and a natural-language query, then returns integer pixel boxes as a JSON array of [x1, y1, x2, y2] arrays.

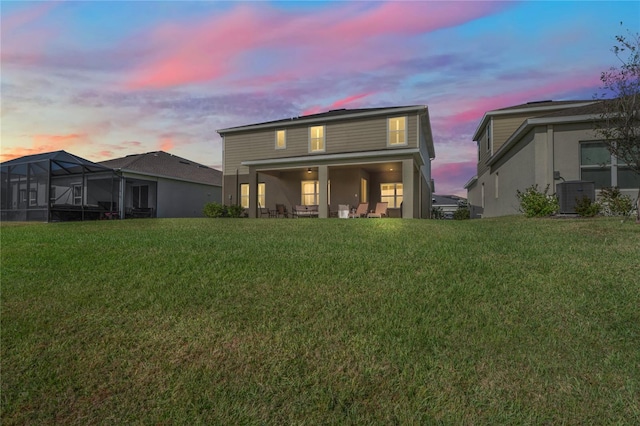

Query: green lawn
[[2, 217, 639, 424]]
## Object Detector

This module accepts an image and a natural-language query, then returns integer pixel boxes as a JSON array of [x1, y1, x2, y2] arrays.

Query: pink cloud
[[1, 132, 87, 162], [438, 73, 601, 132], [302, 92, 373, 116], [159, 137, 174, 152], [432, 160, 478, 196], [1, 1, 59, 34], [123, 2, 510, 90]]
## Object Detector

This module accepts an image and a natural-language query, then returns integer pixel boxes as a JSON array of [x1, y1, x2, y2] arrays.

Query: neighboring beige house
[[100, 151, 222, 218], [465, 100, 640, 218], [217, 106, 436, 218]]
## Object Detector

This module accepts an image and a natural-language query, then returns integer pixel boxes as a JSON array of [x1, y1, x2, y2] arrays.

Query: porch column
[[402, 159, 414, 218], [318, 165, 328, 218], [248, 167, 258, 218]]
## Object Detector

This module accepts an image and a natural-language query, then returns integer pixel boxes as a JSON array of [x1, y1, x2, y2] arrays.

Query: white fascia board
[[218, 106, 426, 134], [486, 112, 601, 167], [464, 175, 478, 189], [471, 102, 596, 141], [241, 148, 422, 169]]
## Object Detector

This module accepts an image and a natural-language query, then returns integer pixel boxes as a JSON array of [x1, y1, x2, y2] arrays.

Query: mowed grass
[[1, 217, 639, 424]]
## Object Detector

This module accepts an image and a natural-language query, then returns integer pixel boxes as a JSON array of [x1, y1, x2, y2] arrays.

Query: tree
[[595, 25, 640, 220]]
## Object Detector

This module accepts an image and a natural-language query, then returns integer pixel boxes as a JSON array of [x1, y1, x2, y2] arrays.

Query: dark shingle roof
[[218, 105, 424, 133], [99, 151, 222, 186], [536, 100, 606, 118], [493, 100, 594, 112]]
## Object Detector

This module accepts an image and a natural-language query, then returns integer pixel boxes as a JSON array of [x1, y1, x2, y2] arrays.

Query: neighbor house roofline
[[464, 175, 478, 189], [217, 105, 428, 134], [471, 100, 595, 141]]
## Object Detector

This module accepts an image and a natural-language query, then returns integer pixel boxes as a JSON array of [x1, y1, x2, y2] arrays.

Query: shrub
[[599, 187, 634, 217], [516, 184, 559, 217], [431, 206, 444, 219], [203, 202, 226, 218], [226, 204, 245, 218], [453, 207, 470, 220], [574, 196, 601, 217]]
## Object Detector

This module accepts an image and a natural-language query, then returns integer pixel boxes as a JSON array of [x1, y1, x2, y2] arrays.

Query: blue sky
[[1, 1, 638, 195]]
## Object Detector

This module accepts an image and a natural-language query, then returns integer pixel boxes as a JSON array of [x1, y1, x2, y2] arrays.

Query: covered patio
[[239, 150, 430, 219]]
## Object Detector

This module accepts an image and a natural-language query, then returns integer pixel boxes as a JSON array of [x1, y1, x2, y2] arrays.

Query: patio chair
[[349, 203, 369, 218], [275, 203, 288, 218], [259, 207, 271, 218], [367, 202, 388, 218]]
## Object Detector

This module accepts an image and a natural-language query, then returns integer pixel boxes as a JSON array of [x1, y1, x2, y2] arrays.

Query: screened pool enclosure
[[1, 151, 119, 222]]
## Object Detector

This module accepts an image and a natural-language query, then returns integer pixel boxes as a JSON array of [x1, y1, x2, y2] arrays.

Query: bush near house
[[599, 186, 635, 217], [575, 196, 601, 217], [516, 184, 559, 217], [203, 202, 246, 218]]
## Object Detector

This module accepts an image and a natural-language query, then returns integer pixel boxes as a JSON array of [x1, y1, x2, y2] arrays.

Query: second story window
[[275, 129, 286, 149], [309, 125, 325, 152], [486, 121, 492, 152], [388, 117, 407, 146]]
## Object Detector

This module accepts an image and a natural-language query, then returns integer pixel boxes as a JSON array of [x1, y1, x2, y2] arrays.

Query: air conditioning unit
[[556, 181, 595, 214]]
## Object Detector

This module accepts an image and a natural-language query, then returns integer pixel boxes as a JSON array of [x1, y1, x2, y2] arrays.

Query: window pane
[[581, 143, 610, 166], [395, 195, 403, 208], [240, 184, 249, 208], [276, 130, 286, 148], [388, 117, 406, 145], [618, 167, 640, 189], [581, 168, 611, 189], [258, 183, 266, 207], [310, 126, 324, 152]]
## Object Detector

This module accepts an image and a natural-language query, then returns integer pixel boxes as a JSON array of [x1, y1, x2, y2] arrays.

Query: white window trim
[[301, 180, 319, 205], [387, 116, 408, 147], [380, 182, 403, 208], [309, 125, 325, 153], [275, 129, 286, 150]]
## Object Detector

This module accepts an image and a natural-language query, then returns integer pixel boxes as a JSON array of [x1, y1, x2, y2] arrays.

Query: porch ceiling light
[[307, 168, 312, 174]]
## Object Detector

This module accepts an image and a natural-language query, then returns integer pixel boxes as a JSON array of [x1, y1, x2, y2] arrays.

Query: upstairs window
[[388, 117, 407, 146], [309, 126, 325, 152], [275, 129, 286, 149], [486, 121, 492, 152]]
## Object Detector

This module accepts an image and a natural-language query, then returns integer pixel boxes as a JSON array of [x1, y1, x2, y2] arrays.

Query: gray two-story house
[[217, 106, 436, 218]]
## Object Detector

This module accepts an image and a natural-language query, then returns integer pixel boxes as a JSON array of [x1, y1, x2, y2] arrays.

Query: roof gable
[[99, 151, 222, 186]]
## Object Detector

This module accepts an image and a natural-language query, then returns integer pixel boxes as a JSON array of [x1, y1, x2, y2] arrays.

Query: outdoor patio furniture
[[259, 207, 271, 218], [338, 204, 350, 218], [349, 203, 369, 218], [275, 204, 288, 218], [367, 202, 388, 218], [292, 205, 319, 218]]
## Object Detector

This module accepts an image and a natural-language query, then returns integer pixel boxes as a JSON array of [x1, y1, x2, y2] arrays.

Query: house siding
[[223, 114, 418, 175]]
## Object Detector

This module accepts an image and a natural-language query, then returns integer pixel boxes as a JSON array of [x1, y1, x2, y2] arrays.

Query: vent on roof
[[526, 100, 553, 105], [179, 160, 190, 165], [329, 108, 346, 112]]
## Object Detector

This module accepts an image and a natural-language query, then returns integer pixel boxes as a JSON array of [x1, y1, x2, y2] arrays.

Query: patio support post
[[318, 165, 328, 218], [402, 159, 414, 218], [248, 167, 258, 218]]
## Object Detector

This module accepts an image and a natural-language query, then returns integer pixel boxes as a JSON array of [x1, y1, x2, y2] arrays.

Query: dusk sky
[[1, 1, 638, 196]]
